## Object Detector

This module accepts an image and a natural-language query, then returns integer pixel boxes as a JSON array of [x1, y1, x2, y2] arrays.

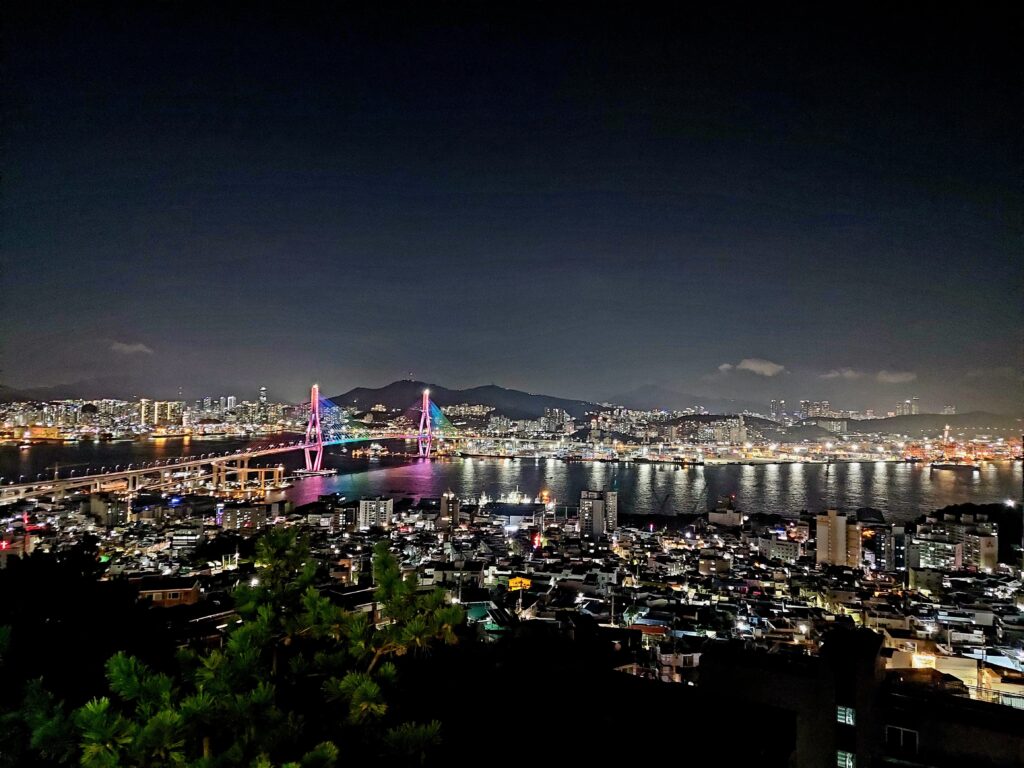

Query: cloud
[[735, 358, 786, 377], [713, 358, 786, 379], [821, 368, 864, 380], [110, 341, 154, 355], [876, 369, 916, 384]]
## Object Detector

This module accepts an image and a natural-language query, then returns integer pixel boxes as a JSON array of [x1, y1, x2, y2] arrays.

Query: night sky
[[3, 4, 1020, 412]]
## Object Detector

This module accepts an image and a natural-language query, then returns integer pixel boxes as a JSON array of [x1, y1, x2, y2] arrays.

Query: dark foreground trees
[[5, 530, 463, 767]]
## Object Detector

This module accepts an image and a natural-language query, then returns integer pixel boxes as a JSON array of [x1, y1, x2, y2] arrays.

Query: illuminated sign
[[508, 577, 531, 591]]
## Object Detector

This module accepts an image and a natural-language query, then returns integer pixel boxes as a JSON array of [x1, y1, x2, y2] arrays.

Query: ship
[[929, 460, 980, 472], [294, 468, 338, 478]]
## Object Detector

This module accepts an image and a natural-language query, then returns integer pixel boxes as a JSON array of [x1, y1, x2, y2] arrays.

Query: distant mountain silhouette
[[0, 377, 143, 401], [329, 380, 595, 419], [0, 384, 35, 402], [844, 412, 1020, 436], [0, 376, 252, 402]]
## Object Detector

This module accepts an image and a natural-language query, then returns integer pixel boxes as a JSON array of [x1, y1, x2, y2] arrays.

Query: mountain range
[[329, 380, 594, 420]]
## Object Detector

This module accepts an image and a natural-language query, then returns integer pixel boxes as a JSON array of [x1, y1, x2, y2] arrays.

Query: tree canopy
[[6, 529, 463, 767]]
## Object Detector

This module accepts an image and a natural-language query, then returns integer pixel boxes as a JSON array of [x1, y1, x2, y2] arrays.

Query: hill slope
[[329, 380, 595, 419], [843, 412, 1020, 436]]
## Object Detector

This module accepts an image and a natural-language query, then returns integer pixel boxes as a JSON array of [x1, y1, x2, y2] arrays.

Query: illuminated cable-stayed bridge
[[304, 383, 454, 467], [0, 383, 455, 504]]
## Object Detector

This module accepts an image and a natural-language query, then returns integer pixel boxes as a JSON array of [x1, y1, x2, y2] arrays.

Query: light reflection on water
[[282, 457, 1022, 525], [2, 441, 1018, 525]]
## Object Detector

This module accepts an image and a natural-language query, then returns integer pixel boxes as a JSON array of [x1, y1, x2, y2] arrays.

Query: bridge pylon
[[304, 383, 324, 471], [418, 389, 433, 457]]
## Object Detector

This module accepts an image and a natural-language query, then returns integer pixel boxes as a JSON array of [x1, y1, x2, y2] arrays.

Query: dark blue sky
[[3, 5, 1020, 412]]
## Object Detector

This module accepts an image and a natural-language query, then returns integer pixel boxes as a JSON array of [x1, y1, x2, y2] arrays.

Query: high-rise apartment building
[[815, 509, 862, 567], [358, 497, 393, 529], [441, 490, 462, 534], [861, 523, 907, 571], [913, 511, 998, 572], [580, 490, 618, 537], [895, 398, 921, 417], [150, 400, 184, 425], [542, 407, 570, 433], [807, 401, 833, 418]]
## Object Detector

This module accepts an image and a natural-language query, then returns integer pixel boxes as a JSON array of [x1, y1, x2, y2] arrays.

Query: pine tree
[[20, 529, 463, 766]]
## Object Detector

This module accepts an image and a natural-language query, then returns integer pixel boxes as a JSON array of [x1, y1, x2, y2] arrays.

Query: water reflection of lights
[[270, 456, 1022, 522]]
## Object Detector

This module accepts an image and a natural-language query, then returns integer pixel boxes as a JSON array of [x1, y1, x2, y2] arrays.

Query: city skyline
[[0, 375, 1007, 419]]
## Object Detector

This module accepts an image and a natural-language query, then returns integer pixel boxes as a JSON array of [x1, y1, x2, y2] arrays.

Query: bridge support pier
[[418, 389, 433, 457], [304, 383, 324, 471]]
